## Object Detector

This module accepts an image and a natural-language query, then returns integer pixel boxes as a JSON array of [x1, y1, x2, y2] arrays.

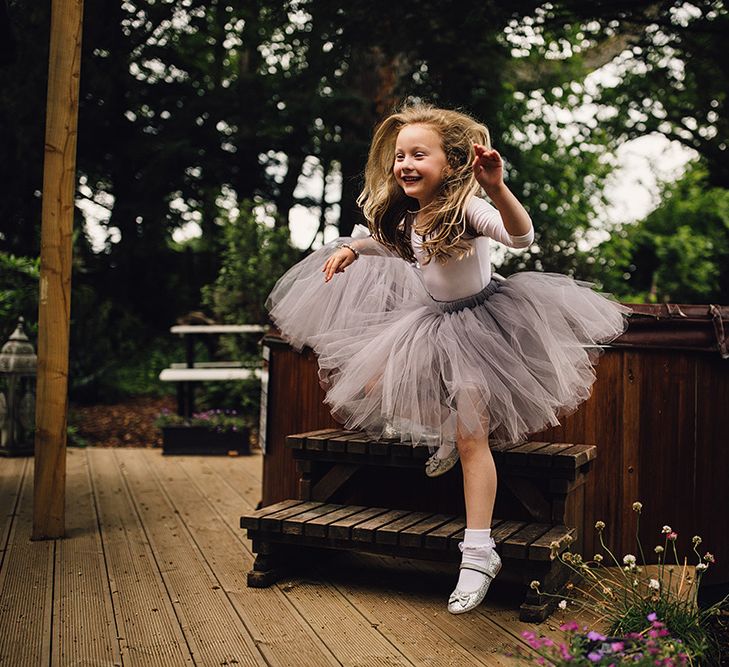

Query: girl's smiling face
[[394, 124, 449, 207]]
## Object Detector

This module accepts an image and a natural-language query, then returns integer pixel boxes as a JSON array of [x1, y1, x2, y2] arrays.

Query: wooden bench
[[241, 428, 596, 621], [159, 324, 266, 416]]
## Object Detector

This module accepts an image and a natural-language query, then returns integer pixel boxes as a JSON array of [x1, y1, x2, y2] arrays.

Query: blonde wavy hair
[[357, 103, 491, 264]]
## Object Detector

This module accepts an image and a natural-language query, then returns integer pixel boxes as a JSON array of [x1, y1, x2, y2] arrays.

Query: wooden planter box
[[161, 425, 250, 456]]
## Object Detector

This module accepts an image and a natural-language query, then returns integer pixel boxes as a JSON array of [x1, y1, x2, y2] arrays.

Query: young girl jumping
[[266, 104, 630, 614]]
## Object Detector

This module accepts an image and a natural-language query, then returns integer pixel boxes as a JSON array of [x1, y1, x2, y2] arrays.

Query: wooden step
[[242, 499, 577, 622], [286, 428, 596, 477], [241, 499, 574, 562]]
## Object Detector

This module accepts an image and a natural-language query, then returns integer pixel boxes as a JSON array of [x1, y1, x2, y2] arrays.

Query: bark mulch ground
[[68, 395, 176, 448]]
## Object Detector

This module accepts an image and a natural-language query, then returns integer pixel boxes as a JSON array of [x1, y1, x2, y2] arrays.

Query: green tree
[[202, 201, 299, 326], [595, 162, 729, 303]]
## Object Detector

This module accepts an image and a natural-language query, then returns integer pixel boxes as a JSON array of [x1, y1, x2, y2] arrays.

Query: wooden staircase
[[241, 428, 596, 621]]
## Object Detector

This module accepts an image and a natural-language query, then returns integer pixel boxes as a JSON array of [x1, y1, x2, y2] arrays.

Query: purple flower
[[610, 642, 625, 652], [647, 612, 658, 622], [560, 621, 579, 632], [587, 651, 603, 662], [587, 631, 606, 642]]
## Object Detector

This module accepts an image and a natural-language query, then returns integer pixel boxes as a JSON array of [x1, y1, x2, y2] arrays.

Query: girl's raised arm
[[472, 144, 532, 239]]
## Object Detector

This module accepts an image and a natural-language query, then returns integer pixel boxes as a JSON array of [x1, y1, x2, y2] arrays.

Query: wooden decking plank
[[490, 439, 530, 453], [490, 520, 528, 547], [554, 444, 596, 468], [398, 514, 453, 548], [305, 429, 351, 451], [337, 432, 371, 455], [328, 507, 389, 540], [52, 449, 121, 666], [501, 522, 554, 559], [501, 441, 552, 459], [0, 458, 53, 667], [527, 442, 578, 467], [114, 449, 266, 667], [281, 578, 417, 666], [328, 554, 512, 666], [145, 450, 341, 667], [424, 518, 466, 550], [87, 448, 194, 666], [374, 512, 433, 546], [198, 450, 264, 505], [0, 457, 27, 574], [259, 501, 322, 531], [282, 504, 342, 535], [352, 509, 410, 543], [304, 505, 368, 538], [529, 525, 576, 561], [239, 499, 303, 530], [286, 428, 334, 449]]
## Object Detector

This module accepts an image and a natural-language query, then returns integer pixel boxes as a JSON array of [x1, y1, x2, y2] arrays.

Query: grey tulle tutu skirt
[[266, 238, 631, 449]]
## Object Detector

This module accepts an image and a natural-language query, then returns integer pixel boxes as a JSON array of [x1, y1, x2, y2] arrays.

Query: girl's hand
[[472, 144, 505, 193], [322, 248, 356, 282]]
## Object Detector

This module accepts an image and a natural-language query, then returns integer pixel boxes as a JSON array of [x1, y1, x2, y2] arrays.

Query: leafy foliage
[[0, 252, 39, 339], [595, 163, 729, 303], [202, 202, 299, 325]]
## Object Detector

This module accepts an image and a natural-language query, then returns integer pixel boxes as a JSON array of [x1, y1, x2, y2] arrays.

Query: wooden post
[[33, 0, 84, 539]]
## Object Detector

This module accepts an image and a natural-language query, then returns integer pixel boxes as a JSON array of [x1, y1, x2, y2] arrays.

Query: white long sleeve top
[[351, 197, 534, 301]]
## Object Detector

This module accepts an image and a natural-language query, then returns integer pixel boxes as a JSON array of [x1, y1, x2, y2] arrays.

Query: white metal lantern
[[0, 318, 37, 456]]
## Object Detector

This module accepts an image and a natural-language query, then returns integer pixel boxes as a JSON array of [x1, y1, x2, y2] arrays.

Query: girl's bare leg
[[456, 431, 497, 529], [448, 419, 501, 613]]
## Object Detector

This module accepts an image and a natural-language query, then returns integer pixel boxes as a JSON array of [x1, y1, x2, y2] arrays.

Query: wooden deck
[[0, 448, 601, 666]]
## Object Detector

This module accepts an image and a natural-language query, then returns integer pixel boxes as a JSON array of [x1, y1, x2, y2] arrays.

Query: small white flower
[[530, 580, 540, 590], [632, 502, 643, 512], [623, 554, 637, 566], [649, 578, 660, 590], [692, 535, 702, 545], [558, 600, 567, 610], [662, 525, 672, 534], [593, 554, 604, 563], [654, 546, 664, 554], [595, 520, 606, 531], [696, 563, 709, 572]]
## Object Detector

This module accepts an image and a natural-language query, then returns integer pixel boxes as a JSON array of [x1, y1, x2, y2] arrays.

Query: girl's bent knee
[[456, 436, 487, 458]]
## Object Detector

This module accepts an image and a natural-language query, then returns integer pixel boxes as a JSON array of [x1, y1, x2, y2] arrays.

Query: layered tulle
[[266, 238, 631, 450]]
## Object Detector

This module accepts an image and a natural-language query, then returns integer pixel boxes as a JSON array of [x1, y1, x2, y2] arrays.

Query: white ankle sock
[[456, 528, 494, 592], [435, 442, 456, 460]]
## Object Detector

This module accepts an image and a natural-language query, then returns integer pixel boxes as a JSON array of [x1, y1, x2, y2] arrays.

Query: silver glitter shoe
[[447, 549, 502, 615], [425, 448, 459, 477], [381, 421, 399, 439]]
